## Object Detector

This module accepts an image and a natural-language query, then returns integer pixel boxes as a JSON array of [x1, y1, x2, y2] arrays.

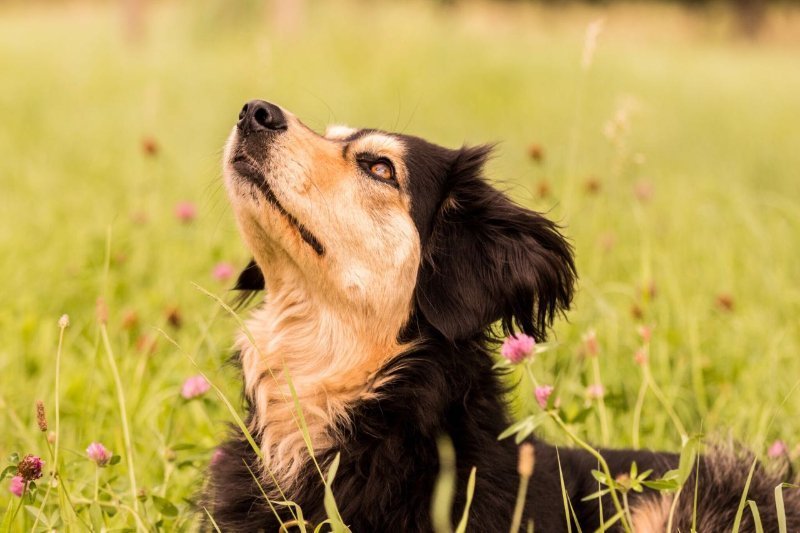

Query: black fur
[[207, 130, 799, 531]]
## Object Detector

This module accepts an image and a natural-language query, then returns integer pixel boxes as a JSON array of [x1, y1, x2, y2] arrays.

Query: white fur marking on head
[[325, 124, 358, 140]]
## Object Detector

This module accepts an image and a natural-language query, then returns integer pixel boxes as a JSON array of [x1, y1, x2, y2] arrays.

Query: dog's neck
[[238, 277, 405, 489]]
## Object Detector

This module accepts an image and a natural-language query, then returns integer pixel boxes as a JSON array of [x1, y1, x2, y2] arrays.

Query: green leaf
[[590, 469, 609, 485], [7, 453, 19, 466], [580, 488, 611, 502], [677, 435, 702, 485], [109, 455, 121, 466], [152, 495, 179, 517], [0, 466, 16, 482], [642, 479, 680, 492], [498, 417, 533, 441]]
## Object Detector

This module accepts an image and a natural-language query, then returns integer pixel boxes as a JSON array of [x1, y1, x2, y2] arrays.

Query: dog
[[205, 100, 799, 531]]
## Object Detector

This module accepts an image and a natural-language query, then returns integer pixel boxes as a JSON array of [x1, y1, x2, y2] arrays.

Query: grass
[[1, 0, 799, 529]]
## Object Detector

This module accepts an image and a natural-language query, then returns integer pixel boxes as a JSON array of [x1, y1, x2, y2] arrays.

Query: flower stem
[[644, 365, 688, 442], [10, 483, 27, 524], [590, 357, 610, 445], [509, 474, 530, 533], [622, 491, 634, 531], [100, 323, 144, 531], [632, 369, 648, 449], [54, 321, 66, 472]]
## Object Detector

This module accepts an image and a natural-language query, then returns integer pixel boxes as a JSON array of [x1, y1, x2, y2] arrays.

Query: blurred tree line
[[527, 0, 773, 37], [10, 0, 786, 41]]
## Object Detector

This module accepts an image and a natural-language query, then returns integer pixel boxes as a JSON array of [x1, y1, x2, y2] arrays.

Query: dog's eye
[[357, 156, 397, 187], [369, 162, 393, 181]]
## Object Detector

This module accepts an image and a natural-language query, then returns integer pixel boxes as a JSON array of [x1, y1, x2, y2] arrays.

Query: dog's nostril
[[237, 100, 287, 133], [253, 107, 270, 129]]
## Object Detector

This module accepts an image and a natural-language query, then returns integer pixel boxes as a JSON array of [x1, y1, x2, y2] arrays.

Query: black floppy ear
[[415, 146, 576, 342], [232, 258, 265, 307]]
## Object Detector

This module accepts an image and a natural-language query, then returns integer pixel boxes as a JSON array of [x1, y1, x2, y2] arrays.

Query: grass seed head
[[517, 442, 535, 478], [36, 400, 47, 432]]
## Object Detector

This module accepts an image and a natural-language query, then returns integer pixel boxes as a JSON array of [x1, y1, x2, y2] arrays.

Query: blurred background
[[1, 0, 799, 528]]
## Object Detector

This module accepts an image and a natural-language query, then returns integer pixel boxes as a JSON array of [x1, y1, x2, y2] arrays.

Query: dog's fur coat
[[205, 101, 799, 531]]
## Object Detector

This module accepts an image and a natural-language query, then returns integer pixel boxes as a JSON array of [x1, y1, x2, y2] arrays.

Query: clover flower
[[213, 262, 235, 282], [501, 334, 536, 364], [87, 442, 113, 467], [181, 375, 211, 399], [17, 455, 44, 481], [9, 476, 24, 498], [175, 201, 197, 223], [583, 330, 599, 357], [768, 440, 788, 459], [586, 384, 606, 400], [535, 385, 554, 409]]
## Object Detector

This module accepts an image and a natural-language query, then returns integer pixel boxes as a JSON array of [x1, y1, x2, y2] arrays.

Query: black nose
[[237, 100, 287, 134]]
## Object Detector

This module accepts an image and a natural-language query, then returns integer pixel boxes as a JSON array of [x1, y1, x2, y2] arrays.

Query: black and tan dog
[[205, 100, 798, 531]]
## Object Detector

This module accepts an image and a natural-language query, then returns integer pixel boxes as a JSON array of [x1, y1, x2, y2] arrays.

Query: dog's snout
[[237, 100, 287, 134]]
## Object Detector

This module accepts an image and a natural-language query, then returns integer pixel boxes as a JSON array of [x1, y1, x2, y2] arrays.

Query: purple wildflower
[[17, 455, 43, 481], [501, 334, 536, 364], [174, 201, 197, 223], [9, 476, 24, 498], [586, 384, 606, 400], [535, 385, 554, 409], [768, 440, 788, 459], [213, 262, 235, 282], [181, 375, 211, 399], [86, 442, 113, 467]]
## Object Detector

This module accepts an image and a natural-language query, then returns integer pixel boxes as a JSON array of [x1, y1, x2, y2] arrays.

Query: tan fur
[[223, 109, 420, 492], [631, 494, 672, 533]]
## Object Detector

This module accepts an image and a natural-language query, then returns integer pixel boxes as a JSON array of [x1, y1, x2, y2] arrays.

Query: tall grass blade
[[203, 507, 222, 533], [455, 467, 477, 533], [747, 500, 764, 533], [775, 483, 789, 533], [556, 448, 573, 533], [731, 458, 758, 533], [323, 453, 349, 533]]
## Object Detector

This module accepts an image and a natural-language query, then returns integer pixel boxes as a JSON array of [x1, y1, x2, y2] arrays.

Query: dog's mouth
[[231, 155, 326, 256]]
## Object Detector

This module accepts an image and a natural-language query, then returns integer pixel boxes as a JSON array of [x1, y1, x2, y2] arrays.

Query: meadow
[[1, 0, 799, 530]]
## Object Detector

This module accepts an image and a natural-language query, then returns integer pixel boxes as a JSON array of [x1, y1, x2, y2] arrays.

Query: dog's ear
[[232, 258, 265, 307], [414, 146, 576, 342]]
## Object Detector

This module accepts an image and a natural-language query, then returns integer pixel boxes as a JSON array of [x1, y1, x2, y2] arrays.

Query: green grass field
[[1, 1, 799, 529]]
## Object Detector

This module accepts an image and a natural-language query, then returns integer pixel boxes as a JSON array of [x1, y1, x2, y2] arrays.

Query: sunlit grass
[[1, 0, 799, 529]]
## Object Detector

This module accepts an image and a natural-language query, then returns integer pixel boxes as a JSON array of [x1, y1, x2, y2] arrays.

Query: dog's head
[[223, 100, 576, 342]]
